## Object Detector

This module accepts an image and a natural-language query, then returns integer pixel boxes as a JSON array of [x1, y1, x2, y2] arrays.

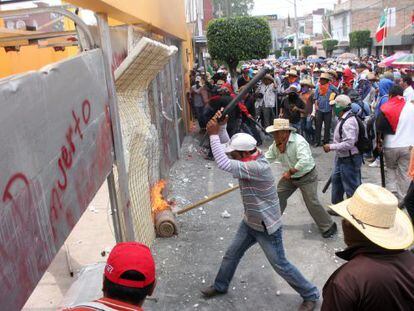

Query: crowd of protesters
[[64, 56, 414, 311], [189, 55, 414, 224], [188, 55, 414, 310]]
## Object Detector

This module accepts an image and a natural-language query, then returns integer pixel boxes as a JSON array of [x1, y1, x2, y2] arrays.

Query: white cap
[[224, 133, 257, 153], [334, 94, 351, 108]]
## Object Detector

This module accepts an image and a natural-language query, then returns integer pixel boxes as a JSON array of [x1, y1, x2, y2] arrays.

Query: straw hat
[[320, 72, 331, 80], [328, 69, 338, 78], [287, 69, 298, 77], [262, 74, 275, 83], [329, 183, 414, 250], [300, 78, 315, 88], [265, 118, 296, 133]]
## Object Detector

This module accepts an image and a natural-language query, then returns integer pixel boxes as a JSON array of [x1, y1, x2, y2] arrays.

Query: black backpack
[[339, 112, 371, 154]]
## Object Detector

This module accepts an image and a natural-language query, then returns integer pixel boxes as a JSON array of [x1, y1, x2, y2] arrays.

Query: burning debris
[[151, 180, 177, 238]]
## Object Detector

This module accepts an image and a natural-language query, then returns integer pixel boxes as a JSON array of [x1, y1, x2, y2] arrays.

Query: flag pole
[[381, 7, 386, 56]]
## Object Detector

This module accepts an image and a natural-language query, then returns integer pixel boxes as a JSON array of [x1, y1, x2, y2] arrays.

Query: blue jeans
[[331, 154, 362, 204], [213, 222, 320, 301], [291, 121, 301, 132]]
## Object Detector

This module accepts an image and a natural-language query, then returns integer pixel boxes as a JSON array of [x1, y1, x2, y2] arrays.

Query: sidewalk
[[23, 183, 116, 310]]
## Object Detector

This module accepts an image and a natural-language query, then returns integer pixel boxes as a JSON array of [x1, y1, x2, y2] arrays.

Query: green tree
[[274, 50, 282, 58], [322, 39, 338, 57], [207, 17, 271, 88], [349, 30, 372, 57], [301, 45, 317, 58], [212, 0, 254, 17]]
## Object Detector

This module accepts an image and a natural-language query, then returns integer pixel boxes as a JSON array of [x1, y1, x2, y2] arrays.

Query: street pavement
[[144, 133, 382, 311], [23, 131, 383, 311]]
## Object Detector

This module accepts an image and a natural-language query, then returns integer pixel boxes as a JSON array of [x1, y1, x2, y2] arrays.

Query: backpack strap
[[338, 112, 356, 139]]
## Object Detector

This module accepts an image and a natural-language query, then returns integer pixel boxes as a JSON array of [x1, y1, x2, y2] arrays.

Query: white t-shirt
[[256, 83, 276, 108], [384, 101, 414, 148], [403, 86, 414, 105]]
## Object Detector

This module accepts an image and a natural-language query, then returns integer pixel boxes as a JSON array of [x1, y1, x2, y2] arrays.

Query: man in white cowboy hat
[[202, 111, 320, 311], [255, 73, 277, 128], [322, 183, 414, 310], [286, 69, 300, 90], [265, 118, 337, 238], [323, 95, 363, 210], [279, 84, 305, 131]]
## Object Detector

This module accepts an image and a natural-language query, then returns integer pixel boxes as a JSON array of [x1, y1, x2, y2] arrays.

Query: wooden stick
[[176, 185, 239, 215]]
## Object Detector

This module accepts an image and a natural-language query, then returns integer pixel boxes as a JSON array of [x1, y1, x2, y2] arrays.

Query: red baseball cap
[[104, 242, 155, 288]]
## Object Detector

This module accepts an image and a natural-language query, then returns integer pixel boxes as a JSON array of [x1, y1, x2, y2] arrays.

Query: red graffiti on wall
[[0, 98, 114, 309], [49, 99, 92, 243], [1, 172, 50, 302]]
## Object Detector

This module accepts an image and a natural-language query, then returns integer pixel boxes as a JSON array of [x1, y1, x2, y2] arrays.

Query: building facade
[[330, 0, 414, 55]]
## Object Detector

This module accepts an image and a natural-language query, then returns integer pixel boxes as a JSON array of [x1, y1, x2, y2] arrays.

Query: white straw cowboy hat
[[319, 72, 332, 80], [266, 118, 296, 133], [300, 78, 315, 88], [329, 183, 414, 250], [262, 74, 275, 83], [287, 69, 298, 77]]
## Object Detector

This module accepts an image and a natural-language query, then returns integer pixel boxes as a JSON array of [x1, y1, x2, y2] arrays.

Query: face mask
[[288, 92, 297, 100], [334, 105, 346, 117], [302, 86, 309, 93]]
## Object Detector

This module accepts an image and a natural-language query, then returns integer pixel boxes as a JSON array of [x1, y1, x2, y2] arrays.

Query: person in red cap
[[64, 242, 156, 311]]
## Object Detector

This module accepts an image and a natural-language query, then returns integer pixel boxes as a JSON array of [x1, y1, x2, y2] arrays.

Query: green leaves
[[301, 46, 317, 58], [322, 39, 338, 57], [207, 17, 272, 71], [322, 39, 338, 52], [349, 30, 371, 49], [212, 0, 254, 17]]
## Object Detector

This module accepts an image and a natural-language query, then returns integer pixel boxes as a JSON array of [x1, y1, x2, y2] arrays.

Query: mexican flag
[[376, 9, 388, 43]]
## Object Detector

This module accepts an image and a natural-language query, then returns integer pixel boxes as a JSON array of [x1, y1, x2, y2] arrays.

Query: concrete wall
[[0, 49, 113, 311]]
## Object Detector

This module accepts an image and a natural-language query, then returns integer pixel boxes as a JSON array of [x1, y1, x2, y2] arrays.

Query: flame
[[151, 180, 170, 215]]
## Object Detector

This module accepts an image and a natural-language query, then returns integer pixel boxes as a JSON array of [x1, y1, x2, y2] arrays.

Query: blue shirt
[[315, 85, 337, 112]]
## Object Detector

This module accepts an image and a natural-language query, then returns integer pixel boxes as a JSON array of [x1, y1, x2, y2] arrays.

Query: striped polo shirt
[[230, 155, 282, 234], [210, 125, 282, 234]]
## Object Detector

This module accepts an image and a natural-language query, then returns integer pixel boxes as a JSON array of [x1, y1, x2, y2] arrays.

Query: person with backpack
[[344, 89, 370, 120], [323, 95, 365, 209]]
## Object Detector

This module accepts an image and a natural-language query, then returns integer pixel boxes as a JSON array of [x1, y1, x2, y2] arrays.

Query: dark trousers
[[404, 181, 414, 224], [315, 110, 332, 144], [331, 155, 362, 204], [240, 120, 262, 145]]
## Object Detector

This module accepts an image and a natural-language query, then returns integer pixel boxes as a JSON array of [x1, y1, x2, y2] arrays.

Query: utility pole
[[293, 0, 300, 59]]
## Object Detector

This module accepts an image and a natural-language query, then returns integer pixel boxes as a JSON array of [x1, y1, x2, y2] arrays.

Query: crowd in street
[[190, 56, 414, 311], [64, 56, 414, 311]]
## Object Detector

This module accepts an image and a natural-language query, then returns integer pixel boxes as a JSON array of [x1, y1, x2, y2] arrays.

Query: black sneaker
[[322, 222, 337, 238], [201, 286, 226, 298]]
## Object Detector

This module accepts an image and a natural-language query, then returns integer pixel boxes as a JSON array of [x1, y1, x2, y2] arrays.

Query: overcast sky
[[252, 0, 338, 18]]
